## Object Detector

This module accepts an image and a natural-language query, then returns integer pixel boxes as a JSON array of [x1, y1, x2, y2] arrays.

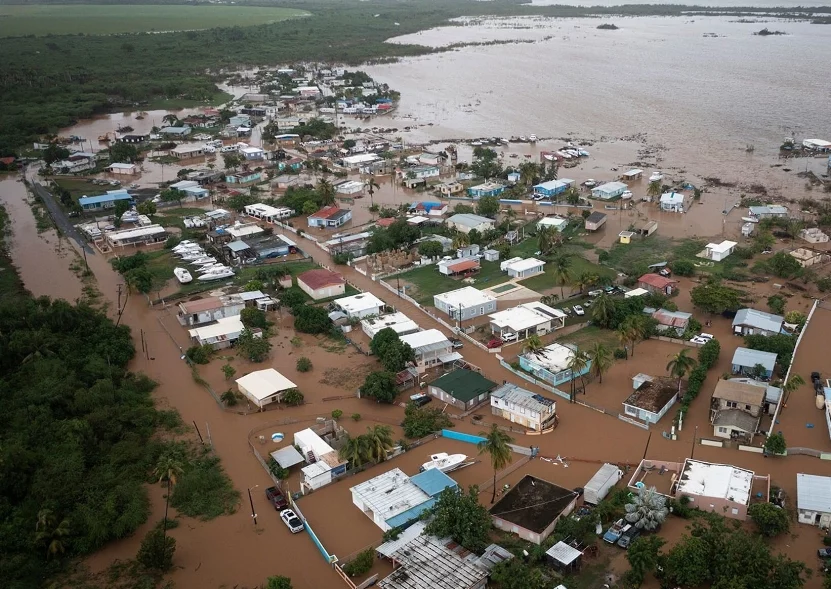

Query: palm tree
[[35, 509, 70, 558], [590, 293, 615, 327], [518, 161, 539, 186], [574, 271, 599, 295], [551, 253, 572, 300], [782, 373, 805, 404], [366, 175, 380, 210], [316, 178, 336, 206], [364, 425, 394, 463], [624, 486, 669, 531], [587, 342, 613, 384], [154, 453, 184, 547], [567, 350, 590, 400], [523, 334, 544, 354], [478, 424, 514, 503], [503, 207, 518, 227], [621, 315, 646, 357], [666, 348, 698, 393], [338, 434, 368, 467], [647, 180, 662, 201], [452, 232, 470, 249], [616, 324, 633, 359]]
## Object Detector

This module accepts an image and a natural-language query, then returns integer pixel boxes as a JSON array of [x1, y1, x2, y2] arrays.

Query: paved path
[[26, 171, 94, 255]]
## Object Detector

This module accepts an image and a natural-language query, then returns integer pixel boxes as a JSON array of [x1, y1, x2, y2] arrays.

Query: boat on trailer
[[420, 452, 468, 473]]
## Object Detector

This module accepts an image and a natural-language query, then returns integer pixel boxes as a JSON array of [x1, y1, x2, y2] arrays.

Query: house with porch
[[533, 179, 573, 198], [307, 205, 352, 229], [489, 301, 566, 341], [638, 273, 678, 295], [622, 374, 680, 425], [225, 170, 263, 186], [361, 312, 420, 340], [428, 368, 497, 411], [591, 181, 628, 200], [660, 192, 685, 212], [731, 347, 777, 380], [236, 368, 297, 410], [710, 379, 764, 441], [502, 257, 545, 279], [519, 342, 589, 387], [400, 329, 453, 373], [78, 190, 133, 212], [333, 292, 385, 319], [447, 213, 496, 234], [732, 308, 784, 336], [438, 257, 480, 277], [188, 316, 257, 350], [434, 286, 497, 321], [700, 240, 737, 262], [490, 383, 556, 431], [467, 182, 505, 198], [177, 294, 246, 326]]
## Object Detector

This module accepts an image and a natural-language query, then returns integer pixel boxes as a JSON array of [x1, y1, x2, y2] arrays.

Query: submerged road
[[26, 171, 94, 254]]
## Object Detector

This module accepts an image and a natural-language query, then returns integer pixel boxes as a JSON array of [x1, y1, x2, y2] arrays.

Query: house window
[[731, 508, 739, 515], [480, 307, 484, 315], [520, 407, 525, 415], [727, 401, 737, 408], [718, 427, 728, 434], [625, 405, 637, 416], [745, 405, 751, 411]]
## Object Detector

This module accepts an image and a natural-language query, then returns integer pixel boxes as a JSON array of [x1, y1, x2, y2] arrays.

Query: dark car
[[819, 548, 831, 558], [265, 486, 288, 511], [410, 393, 432, 407], [618, 527, 641, 549]]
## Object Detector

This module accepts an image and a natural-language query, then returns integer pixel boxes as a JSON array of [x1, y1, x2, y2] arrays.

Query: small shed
[[236, 369, 298, 410], [619, 230, 635, 244], [545, 541, 582, 572], [585, 211, 607, 232]]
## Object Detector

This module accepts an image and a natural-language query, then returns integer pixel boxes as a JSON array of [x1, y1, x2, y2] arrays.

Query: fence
[[498, 359, 570, 401], [655, 336, 703, 348], [618, 414, 649, 430], [289, 497, 335, 564]]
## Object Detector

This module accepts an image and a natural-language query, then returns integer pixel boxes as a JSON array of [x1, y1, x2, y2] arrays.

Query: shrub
[[185, 344, 213, 364], [221, 364, 236, 380], [283, 389, 305, 406], [220, 390, 238, 406], [767, 294, 786, 315], [748, 502, 789, 537], [332, 253, 352, 265], [614, 348, 628, 359], [331, 409, 343, 421], [764, 432, 787, 455], [672, 259, 695, 276], [351, 413, 362, 421], [342, 548, 374, 577], [296, 356, 312, 372], [136, 527, 176, 572], [241, 307, 269, 329]]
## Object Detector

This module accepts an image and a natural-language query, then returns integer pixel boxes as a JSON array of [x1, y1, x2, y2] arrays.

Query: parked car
[[690, 336, 709, 344], [818, 548, 831, 558], [659, 268, 672, 277], [573, 305, 585, 316], [265, 486, 288, 511], [450, 338, 464, 349], [698, 333, 714, 340], [617, 527, 641, 549], [588, 289, 603, 297], [280, 509, 305, 533], [486, 338, 503, 349], [501, 332, 518, 342], [410, 393, 432, 407], [561, 306, 572, 315]]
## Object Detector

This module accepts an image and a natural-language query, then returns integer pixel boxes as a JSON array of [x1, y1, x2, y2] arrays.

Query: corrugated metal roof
[[732, 347, 777, 371], [732, 308, 784, 333], [797, 473, 831, 514]]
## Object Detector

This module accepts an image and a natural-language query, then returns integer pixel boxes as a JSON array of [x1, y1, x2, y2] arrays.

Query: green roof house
[[427, 368, 497, 411]]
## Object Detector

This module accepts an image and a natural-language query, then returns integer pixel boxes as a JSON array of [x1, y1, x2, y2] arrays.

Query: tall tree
[[35, 509, 71, 558], [153, 453, 184, 567], [366, 175, 380, 209], [626, 535, 665, 587], [567, 350, 590, 400], [573, 271, 599, 295], [338, 434, 369, 467], [316, 178, 336, 206], [589, 293, 615, 327], [478, 424, 513, 504], [364, 425, 394, 463], [647, 180, 662, 201], [425, 486, 492, 552], [587, 341, 613, 384], [551, 253, 572, 299], [624, 486, 669, 530], [523, 334, 544, 354], [666, 348, 698, 392]]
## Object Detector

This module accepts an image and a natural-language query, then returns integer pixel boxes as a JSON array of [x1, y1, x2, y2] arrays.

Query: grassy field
[[518, 256, 616, 293], [397, 261, 512, 305], [0, 5, 307, 37], [558, 325, 620, 350]]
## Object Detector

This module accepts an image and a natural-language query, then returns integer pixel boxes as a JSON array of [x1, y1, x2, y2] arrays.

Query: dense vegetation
[[3, 0, 830, 155]]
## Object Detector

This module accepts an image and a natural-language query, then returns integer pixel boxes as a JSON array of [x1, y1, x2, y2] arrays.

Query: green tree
[[296, 356, 312, 372], [626, 535, 665, 586], [137, 527, 176, 572], [43, 143, 71, 164], [748, 502, 789, 537], [478, 424, 513, 504], [370, 328, 415, 372], [293, 306, 332, 334], [160, 188, 184, 208], [672, 259, 695, 277], [667, 348, 698, 392], [153, 452, 184, 561], [476, 195, 499, 218], [109, 142, 140, 163], [266, 575, 293, 589], [361, 371, 398, 404], [136, 200, 156, 216], [764, 432, 787, 455], [222, 152, 243, 171], [364, 425, 394, 463], [690, 283, 743, 315], [237, 328, 272, 362], [338, 434, 369, 467], [489, 558, 548, 589], [425, 486, 492, 553], [240, 307, 268, 329], [35, 509, 71, 558], [551, 253, 572, 299], [767, 294, 786, 315], [768, 251, 802, 278], [573, 271, 599, 295], [624, 486, 668, 531], [331, 409, 343, 421], [302, 200, 318, 215], [537, 225, 561, 256], [418, 240, 444, 258], [471, 147, 502, 179], [587, 341, 613, 384], [518, 161, 540, 186], [112, 199, 130, 228], [589, 293, 616, 327], [220, 390, 238, 406], [316, 178, 336, 206], [647, 180, 662, 201], [402, 402, 453, 438], [567, 349, 590, 400], [283, 389, 304, 406], [523, 334, 545, 354]]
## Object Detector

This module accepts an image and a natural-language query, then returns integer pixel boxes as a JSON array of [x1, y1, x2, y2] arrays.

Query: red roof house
[[376, 217, 396, 227], [297, 269, 346, 301], [638, 273, 678, 294]]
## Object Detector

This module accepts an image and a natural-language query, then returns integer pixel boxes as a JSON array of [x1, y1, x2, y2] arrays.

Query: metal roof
[[410, 469, 457, 497], [400, 329, 451, 355], [490, 383, 555, 414], [270, 445, 305, 468], [377, 521, 427, 558], [732, 308, 784, 333], [434, 286, 496, 309], [379, 535, 488, 589], [226, 240, 251, 252], [712, 409, 759, 433], [79, 192, 132, 206], [731, 347, 777, 371], [429, 368, 496, 403], [447, 213, 495, 228], [797, 473, 831, 514], [546, 541, 582, 566]]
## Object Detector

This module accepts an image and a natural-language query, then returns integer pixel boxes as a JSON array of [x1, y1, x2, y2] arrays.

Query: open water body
[[368, 15, 831, 191]]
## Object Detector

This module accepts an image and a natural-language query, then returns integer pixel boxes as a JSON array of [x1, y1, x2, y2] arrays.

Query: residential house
[[800, 228, 829, 244], [502, 258, 545, 279], [428, 369, 497, 411], [236, 368, 297, 410], [307, 205, 352, 229], [467, 182, 505, 198], [701, 240, 737, 262], [410, 201, 449, 216], [169, 143, 205, 159], [361, 312, 420, 340], [490, 475, 578, 544], [622, 374, 680, 424], [169, 179, 208, 200], [52, 157, 94, 174], [341, 153, 381, 170], [273, 134, 301, 147], [490, 302, 566, 340], [226, 222, 265, 240], [519, 342, 589, 388], [728, 377, 782, 415], [177, 294, 246, 326], [416, 234, 453, 253], [621, 168, 644, 180], [731, 347, 777, 380], [325, 231, 371, 257], [732, 308, 784, 336], [674, 459, 761, 521], [277, 157, 304, 172], [507, 171, 521, 184], [229, 114, 251, 127], [335, 180, 365, 196], [333, 292, 385, 319], [490, 383, 556, 431], [108, 162, 138, 175], [659, 192, 685, 212], [438, 257, 480, 277], [350, 468, 457, 531], [591, 181, 628, 200], [710, 379, 764, 441], [159, 126, 191, 137], [638, 273, 678, 295], [651, 308, 692, 336], [225, 171, 263, 185], [533, 179, 573, 198], [78, 190, 134, 212], [748, 205, 788, 220], [796, 473, 831, 527], [447, 213, 496, 234], [297, 269, 346, 300], [402, 165, 440, 180], [243, 203, 294, 223], [376, 533, 492, 589], [456, 244, 480, 259], [188, 316, 257, 350], [105, 224, 168, 248], [418, 152, 444, 166], [294, 426, 348, 492], [433, 286, 497, 321], [537, 217, 568, 232], [790, 248, 826, 268], [240, 146, 265, 161], [400, 329, 453, 372], [585, 212, 607, 232]]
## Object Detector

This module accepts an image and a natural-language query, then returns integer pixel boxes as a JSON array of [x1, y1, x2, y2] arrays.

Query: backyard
[[396, 260, 513, 304]]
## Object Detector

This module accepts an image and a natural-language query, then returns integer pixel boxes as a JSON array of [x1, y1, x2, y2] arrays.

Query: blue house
[[533, 179, 572, 197], [78, 190, 133, 212], [519, 342, 591, 388], [225, 171, 263, 185], [277, 157, 304, 171], [731, 347, 777, 380], [229, 115, 252, 127], [467, 182, 505, 198]]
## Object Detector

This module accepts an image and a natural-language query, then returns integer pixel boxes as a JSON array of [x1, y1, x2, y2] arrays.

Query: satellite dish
[[271, 433, 284, 442]]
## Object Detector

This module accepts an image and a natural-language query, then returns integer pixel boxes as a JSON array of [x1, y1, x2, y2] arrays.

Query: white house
[[702, 240, 737, 262], [297, 268, 346, 300], [537, 217, 568, 232], [294, 427, 348, 491], [243, 203, 294, 222], [446, 213, 496, 234], [236, 368, 297, 409], [502, 258, 545, 279], [489, 301, 566, 340], [400, 329, 453, 372], [622, 374, 678, 424], [433, 286, 497, 321], [333, 292, 385, 319], [335, 180, 365, 195], [660, 192, 685, 212], [591, 181, 628, 200], [177, 294, 246, 326], [108, 162, 137, 175], [732, 308, 784, 336], [188, 316, 255, 350], [490, 383, 556, 431], [361, 312, 420, 339], [797, 473, 831, 527], [169, 143, 205, 159]]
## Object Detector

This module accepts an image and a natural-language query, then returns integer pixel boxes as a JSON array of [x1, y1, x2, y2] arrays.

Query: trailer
[[584, 463, 624, 505]]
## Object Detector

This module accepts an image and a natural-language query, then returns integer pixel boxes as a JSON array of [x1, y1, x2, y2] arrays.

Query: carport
[[270, 445, 305, 469]]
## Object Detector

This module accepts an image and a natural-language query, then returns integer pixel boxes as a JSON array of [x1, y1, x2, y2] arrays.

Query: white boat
[[621, 191, 633, 200], [197, 267, 235, 281], [741, 216, 759, 223], [529, 134, 538, 142], [189, 256, 216, 265], [649, 171, 664, 183], [179, 251, 207, 260], [420, 452, 467, 473], [197, 264, 226, 274], [173, 267, 193, 284]]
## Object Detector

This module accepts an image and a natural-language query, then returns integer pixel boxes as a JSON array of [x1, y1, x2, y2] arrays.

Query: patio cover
[[270, 445, 305, 469]]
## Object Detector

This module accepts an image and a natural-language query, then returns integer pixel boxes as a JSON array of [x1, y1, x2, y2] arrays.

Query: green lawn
[[558, 325, 620, 350], [54, 178, 100, 204], [518, 256, 615, 293], [0, 5, 307, 37], [398, 261, 512, 305]]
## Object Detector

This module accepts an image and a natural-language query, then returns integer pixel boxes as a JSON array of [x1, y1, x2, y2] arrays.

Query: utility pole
[[247, 486, 258, 526], [690, 425, 698, 460], [458, 303, 463, 332]]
